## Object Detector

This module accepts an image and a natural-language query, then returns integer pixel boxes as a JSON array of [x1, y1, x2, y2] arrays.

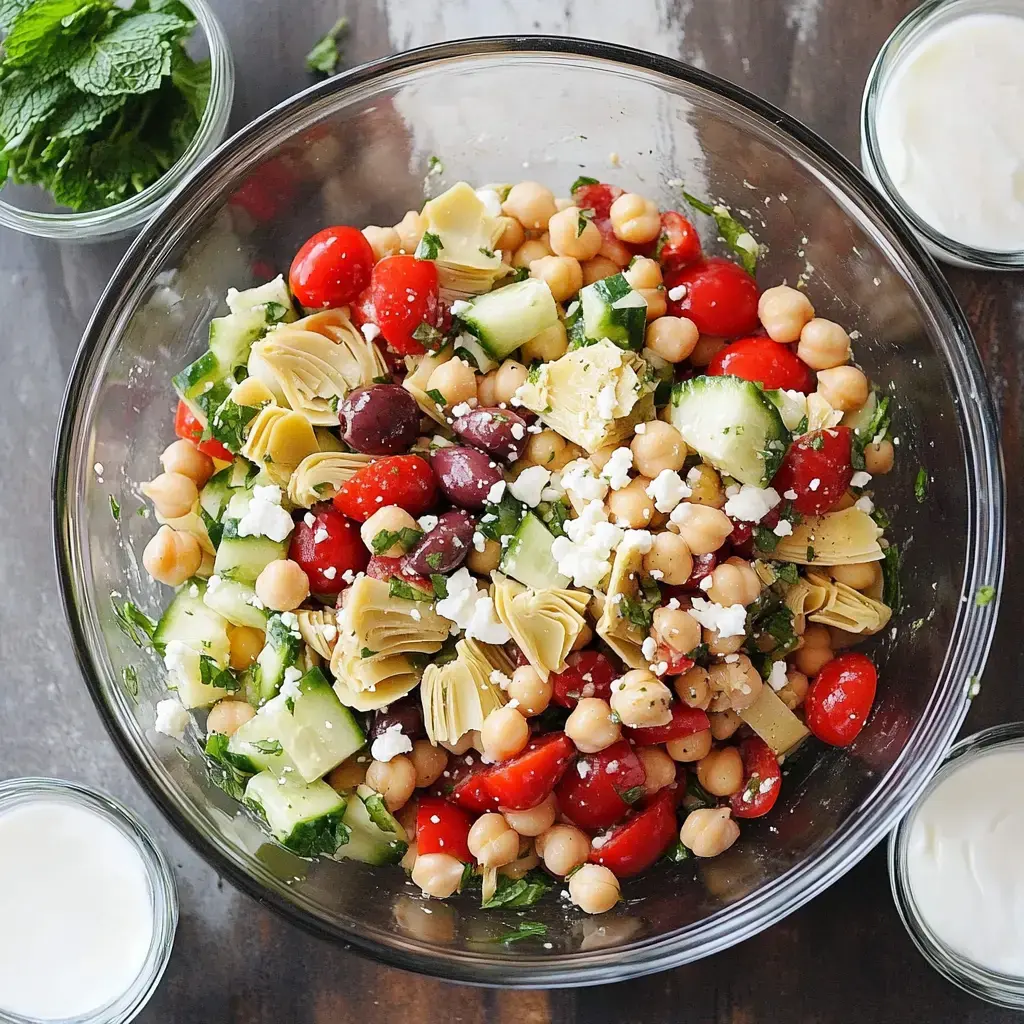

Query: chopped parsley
[[305, 15, 348, 74], [914, 466, 928, 504], [808, 433, 825, 451], [570, 174, 599, 193], [360, 647, 378, 658], [664, 839, 692, 863], [371, 527, 422, 555], [121, 665, 138, 699], [415, 230, 443, 261], [425, 550, 445, 570], [481, 870, 551, 910], [425, 387, 447, 407], [108, 494, 120, 521], [427, 154, 443, 175], [251, 739, 283, 755], [199, 655, 239, 692], [411, 321, 444, 348], [478, 245, 495, 259], [387, 577, 433, 602], [489, 921, 548, 945], [975, 585, 996, 607], [806, 545, 816, 562], [430, 573, 448, 599], [618, 576, 661, 632], [682, 192, 761, 274], [111, 597, 159, 650]]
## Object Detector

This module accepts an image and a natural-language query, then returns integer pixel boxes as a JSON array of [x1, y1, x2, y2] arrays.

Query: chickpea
[[708, 709, 742, 740], [689, 335, 726, 367], [159, 438, 214, 487], [643, 532, 694, 587], [572, 622, 594, 651], [468, 813, 521, 868], [365, 754, 417, 811], [793, 623, 833, 677], [508, 665, 552, 717], [708, 655, 762, 712], [670, 502, 732, 554], [502, 793, 558, 837], [637, 746, 677, 794], [705, 626, 745, 657], [610, 670, 673, 728], [493, 359, 528, 406], [394, 210, 425, 253], [228, 624, 265, 671], [696, 746, 744, 796], [481, 705, 530, 762], [565, 697, 621, 753], [631, 421, 686, 478], [409, 740, 448, 788], [476, 370, 498, 407], [427, 357, 477, 407], [817, 365, 869, 413], [412, 851, 464, 898], [667, 728, 713, 762], [496, 215, 526, 254], [623, 256, 667, 320], [599, 231, 634, 268], [143, 526, 202, 586], [467, 537, 501, 574], [206, 699, 255, 737], [706, 558, 762, 607], [328, 755, 369, 793], [757, 284, 815, 343], [500, 838, 540, 879], [798, 317, 850, 370], [674, 666, 711, 710], [530, 255, 583, 304], [778, 668, 809, 711], [519, 321, 568, 364], [569, 863, 621, 914], [680, 807, 740, 858], [607, 477, 655, 528], [610, 193, 662, 244], [142, 472, 198, 519], [653, 607, 702, 656], [830, 561, 882, 592], [362, 225, 401, 260], [864, 439, 895, 475], [645, 316, 699, 363], [361, 505, 420, 557], [512, 237, 553, 268], [255, 559, 310, 612], [536, 823, 590, 876], [400, 840, 419, 873], [503, 181, 557, 230], [588, 446, 616, 472], [547, 206, 603, 261], [582, 255, 621, 285]]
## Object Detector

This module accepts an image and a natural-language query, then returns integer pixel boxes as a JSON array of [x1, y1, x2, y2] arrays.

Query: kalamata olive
[[453, 406, 529, 462], [370, 695, 425, 742], [339, 384, 420, 455], [402, 510, 475, 576], [429, 446, 504, 510]]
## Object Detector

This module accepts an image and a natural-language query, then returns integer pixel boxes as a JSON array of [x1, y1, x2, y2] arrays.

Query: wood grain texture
[[1, 0, 1021, 1021]]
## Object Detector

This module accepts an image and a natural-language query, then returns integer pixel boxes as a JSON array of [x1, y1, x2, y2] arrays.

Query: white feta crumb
[[667, 284, 687, 301], [646, 469, 692, 513], [323, 566, 337, 580], [322, 624, 338, 642], [561, 459, 609, 503], [188, 583, 199, 598], [418, 515, 439, 532], [360, 322, 381, 343], [595, 383, 618, 421], [699, 575, 714, 591], [724, 654, 739, 664], [773, 519, 794, 538], [687, 597, 747, 638], [508, 466, 551, 507], [783, 489, 798, 501], [641, 636, 658, 662], [154, 698, 189, 739], [237, 484, 294, 542], [511, 422, 526, 440], [451, 401, 473, 418], [768, 659, 789, 691], [724, 483, 781, 522], [850, 470, 872, 489], [313, 526, 329, 544], [486, 479, 507, 504], [600, 447, 634, 490], [808, 478, 820, 492], [435, 567, 511, 644], [303, 512, 316, 528], [854, 495, 875, 514], [370, 723, 413, 762], [341, 569, 356, 584], [666, 598, 681, 610]]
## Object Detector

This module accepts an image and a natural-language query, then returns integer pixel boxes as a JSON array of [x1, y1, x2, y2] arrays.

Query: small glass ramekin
[[0, 778, 178, 1024], [889, 723, 1024, 1010], [861, 0, 1024, 269], [0, 0, 234, 242]]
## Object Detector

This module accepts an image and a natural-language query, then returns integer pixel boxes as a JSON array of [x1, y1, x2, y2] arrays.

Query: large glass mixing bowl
[[52, 39, 1004, 986]]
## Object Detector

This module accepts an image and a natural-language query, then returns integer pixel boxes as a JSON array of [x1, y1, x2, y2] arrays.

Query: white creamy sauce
[[907, 748, 1024, 975], [0, 801, 154, 1020], [876, 12, 1024, 250]]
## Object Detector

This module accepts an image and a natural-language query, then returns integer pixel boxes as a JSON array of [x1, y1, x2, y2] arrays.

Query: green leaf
[[305, 15, 348, 74], [537, 497, 570, 538], [430, 573, 448, 599], [914, 466, 928, 504], [170, 47, 210, 119], [363, 793, 396, 833], [0, 150, 9, 182], [68, 17, 174, 96], [209, 396, 262, 453], [0, 72, 73, 148], [388, 577, 433, 602], [199, 655, 239, 692], [685, 774, 718, 810], [774, 562, 800, 585], [490, 921, 548, 945], [570, 174, 598, 193], [425, 387, 447, 407], [975, 585, 996, 607], [411, 321, 444, 348], [108, 493, 120, 520], [121, 664, 139, 699], [0, 0, 32, 31], [360, 647, 377, 659], [619, 784, 645, 805], [251, 739, 283, 755], [372, 527, 422, 555], [478, 491, 525, 542], [415, 230, 443, 261], [205, 733, 252, 800], [618, 575, 661, 631], [683, 191, 761, 275], [111, 597, 159, 649], [2, 0, 88, 66], [481, 870, 552, 910], [664, 839, 692, 863], [881, 544, 902, 615], [44, 91, 125, 143], [753, 525, 779, 553]]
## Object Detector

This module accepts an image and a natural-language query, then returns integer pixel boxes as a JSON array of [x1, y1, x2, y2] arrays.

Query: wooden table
[[3, 1, 1021, 1020]]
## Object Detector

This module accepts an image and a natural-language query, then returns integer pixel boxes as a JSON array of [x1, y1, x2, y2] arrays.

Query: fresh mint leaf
[[388, 577, 433, 603], [305, 15, 348, 74], [411, 321, 444, 348], [2, 0, 87, 66], [68, 17, 173, 96], [415, 230, 443, 261], [372, 527, 422, 555], [0, 0, 32, 32], [570, 174, 598, 193], [425, 387, 446, 407], [210, 396, 261, 453], [683, 191, 761, 275], [618, 575, 661, 631], [490, 921, 548, 945], [169, 46, 209, 119], [199, 655, 239, 692], [425, 550, 444, 570], [44, 91, 125, 143], [108, 494, 120, 520], [481, 870, 551, 910], [111, 597, 159, 649], [774, 562, 800, 584], [478, 491, 525, 542], [205, 733, 252, 800], [430, 573, 448, 599], [664, 839, 692, 863], [754, 525, 779, 553], [251, 739, 283, 755], [0, 72, 73, 147], [121, 664, 139, 699]]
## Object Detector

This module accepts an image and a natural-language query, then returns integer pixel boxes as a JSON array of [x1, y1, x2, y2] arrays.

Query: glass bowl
[[52, 39, 1005, 987], [0, 0, 234, 242]]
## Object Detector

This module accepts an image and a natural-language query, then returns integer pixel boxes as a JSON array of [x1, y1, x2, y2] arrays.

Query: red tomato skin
[[289, 226, 375, 310], [349, 286, 376, 327], [804, 653, 878, 747], [416, 796, 473, 861], [334, 455, 437, 522], [556, 740, 646, 831], [589, 789, 679, 878], [665, 257, 760, 338], [550, 651, 618, 709], [369, 255, 441, 356], [173, 400, 234, 461], [482, 732, 577, 811], [288, 504, 368, 595], [654, 211, 703, 271], [435, 752, 499, 813], [657, 644, 695, 677], [624, 704, 710, 745], [729, 737, 783, 819], [771, 427, 854, 516], [572, 182, 623, 220], [707, 338, 816, 393]]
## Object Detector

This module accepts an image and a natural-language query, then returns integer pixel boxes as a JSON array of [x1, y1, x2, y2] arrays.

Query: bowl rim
[[51, 36, 1006, 987]]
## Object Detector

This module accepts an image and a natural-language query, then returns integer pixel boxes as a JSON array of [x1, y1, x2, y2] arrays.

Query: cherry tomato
[[229, 159, 297, 224], [771, 427, 854, 517], [663, 551, 719, 597], [288, 504, 368, 595], [654, 211, 702, 271], [571, 181, 624, 220], [289, 226, 375, 309], [804, 653, 878, 747], [416, 796, 473, 861], [556, 740, 646, 831], [655, 644, 695, 677], [588, 789, 679, 878], [173, 400, 234, 462], [364, 555, 432, 594], [665, 257, 760, 338], [369, 255, 441, 356], [707, 337, 816, 393], [348, 286, 376, 328], [482, 732, 577, 811], [549, 651, 618, 709], [334, 455, 437, 522], [729, 737, 783, 819], [434, 752, 498, 813], [624, 703, 710, 745]]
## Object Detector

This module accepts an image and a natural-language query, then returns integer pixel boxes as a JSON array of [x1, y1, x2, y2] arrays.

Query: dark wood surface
[[3, 1, 1022, 1021]]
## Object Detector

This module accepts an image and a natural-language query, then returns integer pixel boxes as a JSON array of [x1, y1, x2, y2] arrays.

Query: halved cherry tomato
[[556, 740, 646, 831], [708, 337, 815, 393], [482, 732, 577, 810], [804, 653, 877, 747], [288, 503, 368, 595], [173, 400, 234, 462], [370, 255, 441, 356], [654, 211, 702, 271], [435, 752, 498, 813], [771, 427, 854, 517], [665, 257, 760, 338], [349, 286, 376, 327], [571, 181, 624, 220], [624, 703, 710, 745], [289, 226, 375, 309], [729, 736, 783, 819], [655, 644, 695, 677], [588, 789, 679, 878], [364, 555, 431, 591], [416, 796, 473, 861], [334, 455, 437, 522], [550, 650, 618, 709]]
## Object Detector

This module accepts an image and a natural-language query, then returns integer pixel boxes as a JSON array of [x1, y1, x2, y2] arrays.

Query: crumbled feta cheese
[[768, 660, 789, 691], [435, 567, 511, 644], [561, 459, 609, 503], [280, 666, 303, 702], [472, 531, 487, 552], [322, 624, 338, 642], [667, 284, 687, 301], [410, 607, 422, 621], [724, 654, 740, 664], [323, 566, 337, 580], [550, 500, 623, 590], [854, 495, 875, 514], [490, 669, 512, 691], [666, 598, 681, 611], [687, 598, 747, 638], [418, 515, 439, 532], [508, 466, 551, 507], [622, 529, 654, 554], [576, 760, 591, 778], [486, 479, 507, 504], [596, 383, 618, 421], [641, 636, 658, 661], [591, 833, 609, 849], [451, 401, 473, 418], [163, 640, 198, 690], [237, 485, 294, 542], [850, 470, 872, 489], [646, 469, 692, 513], [248, 593, 265, 609], [600, 447, 634, 490], [724, 483, 781, 522], [634, 422, 647, 434], [313, 526, 329, 544], [370, 723, 414, 762], [303, 512, 316, 528], [511, 422, 526, 441], [154, 697, 190, 739], [699, 575, 714, 592], [669, 501, 698, 529], [341, 569, 357, 584], [783, 489, 798, 501], [773, 519, 794, 538], [360, 322, 381, 343], [724, 483, 741, 499], [808, 478, 821, 492]]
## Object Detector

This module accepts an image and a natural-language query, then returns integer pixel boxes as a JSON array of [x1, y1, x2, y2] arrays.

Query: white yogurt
[[907, 748, 1024, 976], [0, 800, 155, 1020], [876, 11, 1024, 250]]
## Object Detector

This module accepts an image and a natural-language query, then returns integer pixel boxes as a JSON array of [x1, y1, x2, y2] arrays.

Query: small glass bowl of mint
[[0, 0, 233, 241]]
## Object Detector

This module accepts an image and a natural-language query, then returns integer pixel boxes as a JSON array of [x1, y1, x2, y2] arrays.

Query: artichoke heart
[[491, 573, 588, 679], [595, 536, 652, 671], [772, 507, 884, 566], [737, 686, 809, 757], [514, 338, 656, 453], [288, 451, 376, 506], [805, 571, 892, 635], [403, 346, 454, 425], [420, 638, 514, 745], [297, 608, 340, 660], [156, 500, 215, 556], [241, 405, 319, 487], [783, 575, 829, 633], [805, 393, 844, 433]]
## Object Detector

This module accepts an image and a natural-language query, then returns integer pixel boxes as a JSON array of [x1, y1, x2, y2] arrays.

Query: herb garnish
[[682, 192, 761, 274], [975, 585, 996, 607], [305, 16, 348, 75], [914, 466, 928, 503], [415, 230, 443, 261]]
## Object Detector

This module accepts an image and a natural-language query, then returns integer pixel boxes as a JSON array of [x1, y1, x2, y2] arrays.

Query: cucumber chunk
[[253, 612, 303, 706], [244, 772, 350, 857], [213, 520, 288, 584], [334, 784, 408, 865], [499, 511, 570, 590], [212, 275, 297, 371], [456, 279, 559, 361], [199, 466, 237, 522], [172, 350, 233, 424], [153, 581, 231, 666], [568, 273, 647, 351], [203, 577, 268, 631], [226, 714, 298, 775]]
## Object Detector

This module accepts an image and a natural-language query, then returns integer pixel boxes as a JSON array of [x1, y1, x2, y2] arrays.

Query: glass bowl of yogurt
[[889, 723, 1024, 1009], [861, 0, 1024, 269]]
